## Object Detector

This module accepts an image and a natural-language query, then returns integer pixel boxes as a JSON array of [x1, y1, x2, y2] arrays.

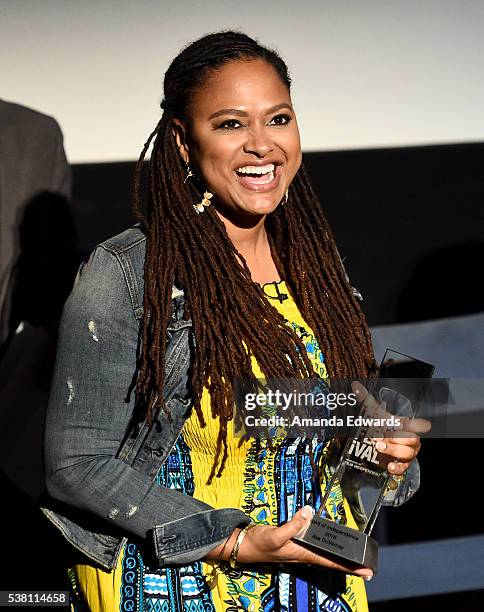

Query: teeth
[[236, 163, 275, 175], [258, 170, 274, 184]]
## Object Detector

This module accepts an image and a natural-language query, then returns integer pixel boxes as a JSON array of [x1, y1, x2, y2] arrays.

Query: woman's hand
[[206, 507, 374, 579], [374, 416, 429, 476], [351, 381, 431, 477]]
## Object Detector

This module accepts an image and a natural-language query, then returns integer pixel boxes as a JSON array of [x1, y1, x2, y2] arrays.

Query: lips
[[235, 163, 282, 192]]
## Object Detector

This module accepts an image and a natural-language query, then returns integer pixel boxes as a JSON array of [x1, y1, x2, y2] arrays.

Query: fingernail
[[376, 441, 386, 451], [364, 575, 373, 582], [301, 505, 314, 519], [388, 462, 395, 472]]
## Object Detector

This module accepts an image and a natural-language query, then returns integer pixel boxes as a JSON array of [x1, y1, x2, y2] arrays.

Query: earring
[[282, 189, 289, 205], [193, 191, 213, 214], [183, 163, 194, 184]]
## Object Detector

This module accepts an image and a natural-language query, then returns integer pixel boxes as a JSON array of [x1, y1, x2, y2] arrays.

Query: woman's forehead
[[190, 59, 291, 113]]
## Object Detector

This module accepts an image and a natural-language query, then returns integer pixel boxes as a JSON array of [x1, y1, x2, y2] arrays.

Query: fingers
[[398, 417, 432, 435], [351, 381, 373, 410], [372, 414, 429, 459], [351, 382, 388, 419], [375, 434, 420, 476], [351, 382, 432, 437], [279, 507, 373, 578], [272, 506, 314, 547], [386, 460, 409, 476], [297, 548, 374, 578], [351, 381, 429, 480], [238, 512, 374, 579], [375, 439, 419, 462], [286, 538, 374, 578]]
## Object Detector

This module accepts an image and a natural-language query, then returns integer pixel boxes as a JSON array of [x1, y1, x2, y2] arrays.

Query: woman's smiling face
[[173, 59, 302, 219]]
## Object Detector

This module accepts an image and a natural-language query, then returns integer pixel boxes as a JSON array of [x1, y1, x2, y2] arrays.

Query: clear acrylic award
[[292, 349, 434, 573]]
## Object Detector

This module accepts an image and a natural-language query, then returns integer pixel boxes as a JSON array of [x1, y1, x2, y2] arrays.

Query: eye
[[216, 119, 245, 130], [268, 114, 292, 126]]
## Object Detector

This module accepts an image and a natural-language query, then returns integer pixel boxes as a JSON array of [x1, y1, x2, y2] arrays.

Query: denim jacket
[[41, 223, 419, 572]]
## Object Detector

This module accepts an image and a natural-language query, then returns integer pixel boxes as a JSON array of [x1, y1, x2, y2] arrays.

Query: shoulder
[[0, 98, 62, 136], [81, 223, 147, 278], [0, 101, 65, 172], [79, 224, 183, 318], [98, 223, 146, 255], [72, 224, 146, 321], [58, 229, 144, 336]]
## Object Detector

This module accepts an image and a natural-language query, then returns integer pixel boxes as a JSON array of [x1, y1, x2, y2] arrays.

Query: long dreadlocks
[[131, 31, 377, 483]]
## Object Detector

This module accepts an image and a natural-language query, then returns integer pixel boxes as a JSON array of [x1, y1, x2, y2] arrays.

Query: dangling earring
[[183, 162, 194, 184], [282, 189, 289, 205], [193, 191, 213, 214]]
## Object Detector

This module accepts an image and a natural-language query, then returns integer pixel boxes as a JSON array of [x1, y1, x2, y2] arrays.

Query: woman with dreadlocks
[[43, 31, 427, 612]]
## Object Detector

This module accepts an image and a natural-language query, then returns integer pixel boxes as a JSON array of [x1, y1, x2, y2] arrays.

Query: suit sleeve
[[49, 118, 72, 200]]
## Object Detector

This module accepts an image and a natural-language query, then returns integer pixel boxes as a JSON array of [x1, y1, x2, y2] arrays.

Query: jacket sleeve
[[44, 245, 250, 566], [381, 456, 420, 507]]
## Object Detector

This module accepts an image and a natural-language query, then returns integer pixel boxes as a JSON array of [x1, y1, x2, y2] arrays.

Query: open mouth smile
[[234, 163, 282, 192]]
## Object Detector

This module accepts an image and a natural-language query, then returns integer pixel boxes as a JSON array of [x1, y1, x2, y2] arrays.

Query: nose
[[243, 126, 274, 158]]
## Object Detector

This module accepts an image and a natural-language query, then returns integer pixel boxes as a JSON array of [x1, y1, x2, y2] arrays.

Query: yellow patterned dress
[[68, 280, 368, 611]]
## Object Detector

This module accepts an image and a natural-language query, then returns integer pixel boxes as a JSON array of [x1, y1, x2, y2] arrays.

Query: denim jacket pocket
[[166, 318, 193, 341]]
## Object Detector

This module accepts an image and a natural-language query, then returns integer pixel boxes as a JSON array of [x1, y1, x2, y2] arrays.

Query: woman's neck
[[215, 209, 281, 285]]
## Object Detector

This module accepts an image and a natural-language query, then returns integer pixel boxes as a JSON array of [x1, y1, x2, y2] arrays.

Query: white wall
[[2, 0, 483, 163]]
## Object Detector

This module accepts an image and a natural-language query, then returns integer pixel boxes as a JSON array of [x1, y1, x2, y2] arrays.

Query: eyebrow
[[208, 103, 293, 120]]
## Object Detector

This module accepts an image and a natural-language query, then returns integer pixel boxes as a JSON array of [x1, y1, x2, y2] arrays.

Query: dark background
[[2, 142, 483, 608], [70, 143, 484, 326]]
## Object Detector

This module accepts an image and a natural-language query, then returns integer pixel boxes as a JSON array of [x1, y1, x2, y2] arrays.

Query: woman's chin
[[238, 194, 284, 216], [214, 197, 282, 224]]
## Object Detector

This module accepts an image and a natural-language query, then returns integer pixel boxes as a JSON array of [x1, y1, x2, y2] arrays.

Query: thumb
[[275, 506, 314, 545]]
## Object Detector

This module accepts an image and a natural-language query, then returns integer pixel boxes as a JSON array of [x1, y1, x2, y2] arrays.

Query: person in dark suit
[[0, 99, 72, 351], [0, 100, 75, 590], [0, 98, 77, 494]]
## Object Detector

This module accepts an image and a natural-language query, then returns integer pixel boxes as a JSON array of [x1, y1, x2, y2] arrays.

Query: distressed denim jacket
[[41, 223, 419, 572]]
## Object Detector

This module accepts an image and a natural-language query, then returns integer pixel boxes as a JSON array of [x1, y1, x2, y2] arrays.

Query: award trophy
[[292, 349, 434, 573]]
